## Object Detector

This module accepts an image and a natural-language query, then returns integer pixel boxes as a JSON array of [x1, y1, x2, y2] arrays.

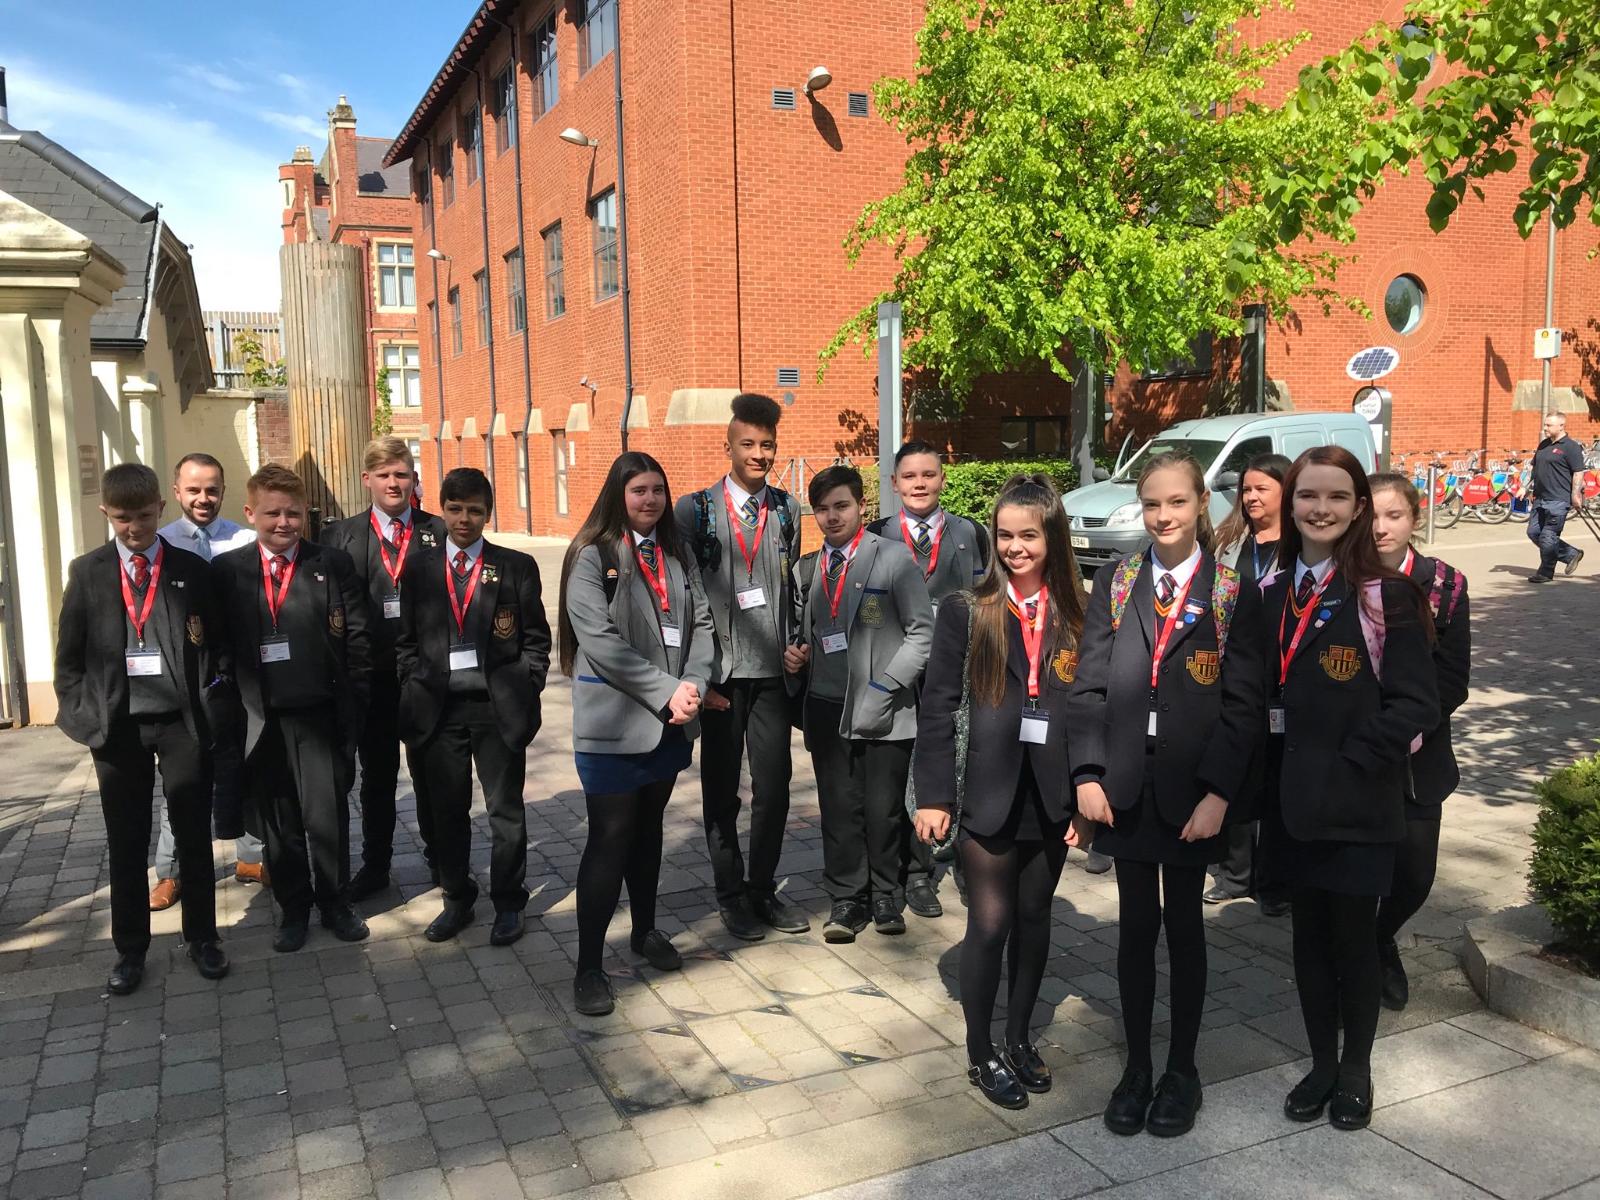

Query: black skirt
[[1258, 744, 1397, 897], [1092, 757, 1222, 868], [960, 756, 1068, 845]]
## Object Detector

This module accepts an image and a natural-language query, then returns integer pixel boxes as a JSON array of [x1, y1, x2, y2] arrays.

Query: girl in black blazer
[[1071, 453, 1236, 1138], [912, 476, 1088, 1111], [1369, 473, 1471, 1011], [1198, 446, 1438, 1131]]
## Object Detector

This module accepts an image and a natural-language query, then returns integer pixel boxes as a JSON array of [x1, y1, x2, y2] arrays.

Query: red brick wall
[[256, 391, 293, 467]]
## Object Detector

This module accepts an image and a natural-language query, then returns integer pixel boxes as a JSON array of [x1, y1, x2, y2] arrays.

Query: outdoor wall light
[[427, 248, 448, 260], [579, 376, 598, 393], [559, 127, 600, 148], [805, 66, 833, 94]]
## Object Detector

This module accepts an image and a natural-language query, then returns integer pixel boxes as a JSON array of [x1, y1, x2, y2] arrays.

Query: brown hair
[[1214, 452, 1292, 551], [1135, 452, 1215, 553], [363, 437, 415, 472], [102, 463, 161, 510], [173, 452, 225, 482], [967, 475, 1087, 708], [246, 464, 307, 503], [1368, 472, 1421, 523]]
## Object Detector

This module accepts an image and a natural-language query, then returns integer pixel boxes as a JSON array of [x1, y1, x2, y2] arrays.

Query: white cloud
[[258, 110, 328, 139], [182, 64, 249, 95]]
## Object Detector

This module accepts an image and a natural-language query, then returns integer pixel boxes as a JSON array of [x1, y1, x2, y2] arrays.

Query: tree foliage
[[372, 366, 394, 438], [231, 331, 287, 388], [821, 0, 1389, 397]]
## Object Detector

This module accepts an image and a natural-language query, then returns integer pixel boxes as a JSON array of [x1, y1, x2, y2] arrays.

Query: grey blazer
[[791, 531, 934, 742], [866, 511, 990, 609], [566, 539, 716, 755]]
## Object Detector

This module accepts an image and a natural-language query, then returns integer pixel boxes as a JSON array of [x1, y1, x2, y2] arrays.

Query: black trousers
[[805, 697, 911, 905], [422, 696, 528, 913], [356, 675, 434, 872], [252, 705, 352, 920], [91, 714, 216, 954], [700, 676, 793, 905]]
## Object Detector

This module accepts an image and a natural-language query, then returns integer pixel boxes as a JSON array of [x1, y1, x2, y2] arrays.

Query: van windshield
[[1115, 439, 1226, 480]]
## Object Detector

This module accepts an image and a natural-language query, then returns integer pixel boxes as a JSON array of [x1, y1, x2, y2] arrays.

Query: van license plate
[[1071, 535, 1089, 549]]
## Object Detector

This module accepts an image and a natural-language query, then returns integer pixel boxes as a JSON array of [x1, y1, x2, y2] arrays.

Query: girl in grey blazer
[[558, 453, 716, 1017]]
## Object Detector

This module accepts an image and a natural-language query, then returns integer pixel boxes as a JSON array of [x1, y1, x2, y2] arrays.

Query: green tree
[[231, 331, 287, 388], [371, 366, 394, 438], [821, 0, 1388, 397]]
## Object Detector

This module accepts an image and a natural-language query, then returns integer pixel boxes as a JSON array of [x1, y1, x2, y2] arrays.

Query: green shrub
[[1528, 754, 1600, 964], [940, 458, 1080, 523]]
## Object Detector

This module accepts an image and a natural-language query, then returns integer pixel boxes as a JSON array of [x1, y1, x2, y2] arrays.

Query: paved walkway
[[0, 522, 1597, 1200]]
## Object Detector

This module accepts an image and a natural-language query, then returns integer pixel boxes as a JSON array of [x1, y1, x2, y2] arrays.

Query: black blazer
[[1070, 553, 1244, 827], [320, 506, 448, 672], [1198, 569, 1439, 845], [912, 594, 1077, 837], [53, 539, 222, 750], [213, 539, 371, 757], [395, 541, 552, 750], [1406, 554, 1471, 807]]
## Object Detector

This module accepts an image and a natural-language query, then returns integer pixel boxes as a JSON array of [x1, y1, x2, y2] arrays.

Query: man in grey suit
[[675, 393, 810, 941], [786, 465, 934, 943]]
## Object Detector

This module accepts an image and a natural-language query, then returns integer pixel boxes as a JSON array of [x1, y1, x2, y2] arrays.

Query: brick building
[[387, 0, 1597, 537]]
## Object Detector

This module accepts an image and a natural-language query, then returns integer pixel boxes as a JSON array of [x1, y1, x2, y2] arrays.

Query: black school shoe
[[751, 893, 810, 934], [968, 1055, 1029, 1110], [319, 903, 370, 942], [187, 940, 229, 981], [107, 952, 146, 995], [631, 929, 682, 972], [872, 897, 906, 935], [574, 968, 615, 1017], [1284, 1067, 1337, 1122], [1329, 1076, 1374, 1130], [343, 865, 390, 902], [490, 911, 525, 946], [719, 898, 767, 942], [425, 905, 475, 943], [823, 900, 870, 943], [273, 918, 310, 954], [1104, 1065, 1153, 1135], [1379, 939, 1409, 1011], [906, 878, 943, 919], [1146, 1071, 1203, 1138], [1001, 1042, 1051, 1093]]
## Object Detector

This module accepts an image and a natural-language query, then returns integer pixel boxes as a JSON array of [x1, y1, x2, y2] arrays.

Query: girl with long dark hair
[[558, 453, 715, 1016], [1368, 472, 1471, 1011], [912, 476, 1088, 1110], [1198, 446, 1437, 1130]]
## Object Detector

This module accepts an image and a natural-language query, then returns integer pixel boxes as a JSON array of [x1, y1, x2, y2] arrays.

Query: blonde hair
[[363, 437, 415, 473]]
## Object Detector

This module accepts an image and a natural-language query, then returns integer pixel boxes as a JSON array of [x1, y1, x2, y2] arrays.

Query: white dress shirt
[[446, 538, 484, 571], [1293, 555, 1336, 594], [1150, 541, 1204, 591], [158, 515, 256, 562], [724, 475, 769, 515], [373, 506, 414, 545]]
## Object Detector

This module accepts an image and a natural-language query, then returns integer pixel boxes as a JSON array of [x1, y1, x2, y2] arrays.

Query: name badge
[[821, 631, 849, 655], [449, 644, 480, 671], [126, 650, 163, 677], [1147, 711, 1158, 737], [1268, 706, 1286, 735], [383, 595, 402, 620], [661, 623, 682, 648], [1019, 711, 1049, 744], [260, 637, 291, 664], [736, 586, 767, 611]]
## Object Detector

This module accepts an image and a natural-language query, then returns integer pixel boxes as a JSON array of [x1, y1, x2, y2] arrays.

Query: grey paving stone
[[445, 1160, 524, 1200], [430, 1111, 498, 1149], [92, 1085, 158, 1127], [809, 1131, 1109, 1200], [156, 1133, 224, 1184], [21, 1106, 89, 1150], [1371, 1021, 1528, 1105], [9, 1163, 92, 1199], [82, 1170, 155, 1200], [160, 1060, 222, 1096], [228, 1169, 301, 1200], [295, 1124, 366, 1174], [366, 1134, 441, 1181], [376, 1166, 447, 1200], [35, 1050, 97, 1087], [299, 1161, 373, 1200]]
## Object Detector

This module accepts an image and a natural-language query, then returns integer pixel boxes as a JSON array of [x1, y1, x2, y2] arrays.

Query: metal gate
[[0, 381, 26, 728]]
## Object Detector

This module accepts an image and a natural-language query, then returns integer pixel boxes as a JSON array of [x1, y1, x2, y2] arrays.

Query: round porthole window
[[1384, 275, 1426, 335]]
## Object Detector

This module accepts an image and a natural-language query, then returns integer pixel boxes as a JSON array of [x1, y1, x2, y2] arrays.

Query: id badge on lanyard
[[1020, 707, 1049, 744], [126, 650, 163, 677], [661, 622, 682, 648]]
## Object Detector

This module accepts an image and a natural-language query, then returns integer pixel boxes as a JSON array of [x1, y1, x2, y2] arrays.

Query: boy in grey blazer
[[785, 466, 934, 943]]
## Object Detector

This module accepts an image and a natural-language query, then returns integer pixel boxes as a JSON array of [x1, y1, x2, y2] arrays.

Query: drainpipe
[[614, 4, 636, 451], [469, 69, 500, 528], [425, 145, 447, 494]]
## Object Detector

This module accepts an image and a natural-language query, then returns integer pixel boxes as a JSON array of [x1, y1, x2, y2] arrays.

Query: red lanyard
[[260, 547, 299, 632], [634, 543, 671, 613], [1276, 569, 1330, 687], [1149, 571, 1196, 690], [370, 510, 413, 589], [724, 486, 769, 578], [1400, 547, 1416, 577], [1007, 584, 1050, 700], [119, 544, 164, 646], [445, 553, 484, 637], [899, 511, 942, 578], [822, 528, 865, 622]]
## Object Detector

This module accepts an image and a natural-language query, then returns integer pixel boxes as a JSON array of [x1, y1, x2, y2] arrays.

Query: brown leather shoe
[[149, 878, 181, 910], [235, 861, 269, 886]]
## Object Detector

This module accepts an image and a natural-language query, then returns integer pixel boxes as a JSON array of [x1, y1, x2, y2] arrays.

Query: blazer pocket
[[855, 681, 896, 737]]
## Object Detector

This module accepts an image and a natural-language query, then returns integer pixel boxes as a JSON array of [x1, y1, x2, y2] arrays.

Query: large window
[[533, 13, 559, 115], [542, 223, 566, 319], [382, 344, 422, 408], [580, 0, 616, 74], [998, 417, 1067, 457], [449, 287, 462, 355], [505, 249, 527, 334], [590, 189, 618, 301], [439, 137, 455, 208], [375, 242, 416, 309], [493, 62, 517, 154], [475, 271, 490, 346], [553, 431, 571, 516], [461, 106, 482, 185]]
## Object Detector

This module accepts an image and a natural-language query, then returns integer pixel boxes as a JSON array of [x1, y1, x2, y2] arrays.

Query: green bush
[[940, 458, 1080, 523], [1528, 754, 1600, 965]]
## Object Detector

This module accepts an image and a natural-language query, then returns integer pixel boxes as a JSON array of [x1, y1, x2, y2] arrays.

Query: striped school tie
[[638, 539, 658, 572], [914, 520, 932, 557], [741, 496, 760, 528], [826, 548, 845, 582], [1156, 572, 1176, 611]]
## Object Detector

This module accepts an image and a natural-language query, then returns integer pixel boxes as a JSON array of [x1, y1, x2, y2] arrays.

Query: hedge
[[1528, 753, 1600, 967], [939, 458, 1081, 522]]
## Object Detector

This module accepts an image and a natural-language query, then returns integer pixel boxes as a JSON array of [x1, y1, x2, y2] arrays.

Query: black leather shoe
[[574, 969, 615, 1016], [968, 1055, 1029, 1110], [1259, 895, 1293, 919], [1329, 1079, 1374, 1130], [906, 878, 943, 919], [823, 900, 870, 944], [343, 865, 390, 902], [320, 903, 370, 942], [1284, 1068, 1337, 1122], [872, 898, 906, 935], [187, 940, 229, 981], [1085, 850, 1113, 875], [1566, 548, 1586, 576], [273, 920, 309, 954], [631, 929, 682, 972], [107, 952, 145, 995], [1379, 939, 1409, 1011], [1526, 573, 1553, 584], [1203, 884, 1246, 905], [1146, 1070, 1203, 1138], [719, 899, 767, 942], [1001, 1042, 1051, 1093], [751, 893, 810, 934], [490, 911, 524, 946], [1104, 1066, 1153, 1135], [425, 905, 475, 943]]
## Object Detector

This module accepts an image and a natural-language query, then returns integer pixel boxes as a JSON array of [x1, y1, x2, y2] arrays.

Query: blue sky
[[2, 1, 475, 309]]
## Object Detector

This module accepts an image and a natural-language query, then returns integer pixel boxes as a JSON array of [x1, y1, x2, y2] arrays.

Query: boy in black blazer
[[320, 437, 448, 898], [397, 468, 552, 947], [213, 464, 372, 952], [54, 463, 228, 994]]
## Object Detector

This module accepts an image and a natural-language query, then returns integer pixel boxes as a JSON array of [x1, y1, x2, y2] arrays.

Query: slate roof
[[0, 121, 158, 344], [311, 207, 330, 240], [356, 137, 410, 197]]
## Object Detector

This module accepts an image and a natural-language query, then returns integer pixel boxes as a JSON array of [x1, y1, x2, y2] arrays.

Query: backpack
[[691, 485, 797, 576], [1107, 550, 1243, 653]]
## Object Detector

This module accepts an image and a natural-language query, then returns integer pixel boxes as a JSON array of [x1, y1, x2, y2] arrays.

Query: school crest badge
[[1319, 645, 1360, 682], [859, 594, 885, 627], [185, 614, 204, 647], [420, 530, 437, 548], [1186, 649, 1219, 686], [493, 607, 516, 640], [1052, 649, 1078, 684], [329, 606, 346, 636]]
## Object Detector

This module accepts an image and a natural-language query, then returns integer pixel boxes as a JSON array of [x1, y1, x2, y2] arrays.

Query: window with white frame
[[580, 0, 616, 74], [542, 223, 566, 318], [376, 242, 416, 309], [505, 248, 527, 334], [475, 271, 490, 345], [461, 107, 482, 185], [439, 137, 455, 207], [493, 62, 517, 153], [533, 13, 559, 115], [382, 344, 422, 408], [590, 189, 618, 301]]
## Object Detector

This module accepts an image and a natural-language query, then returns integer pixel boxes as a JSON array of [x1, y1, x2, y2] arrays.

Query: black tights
[[1292, 887, 1382, 1086], [1375, 817, 1441, 946], [957, 831, 1067, 1064], [1115, 860, 1208, 1078], [576, 780, 674, 972]]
